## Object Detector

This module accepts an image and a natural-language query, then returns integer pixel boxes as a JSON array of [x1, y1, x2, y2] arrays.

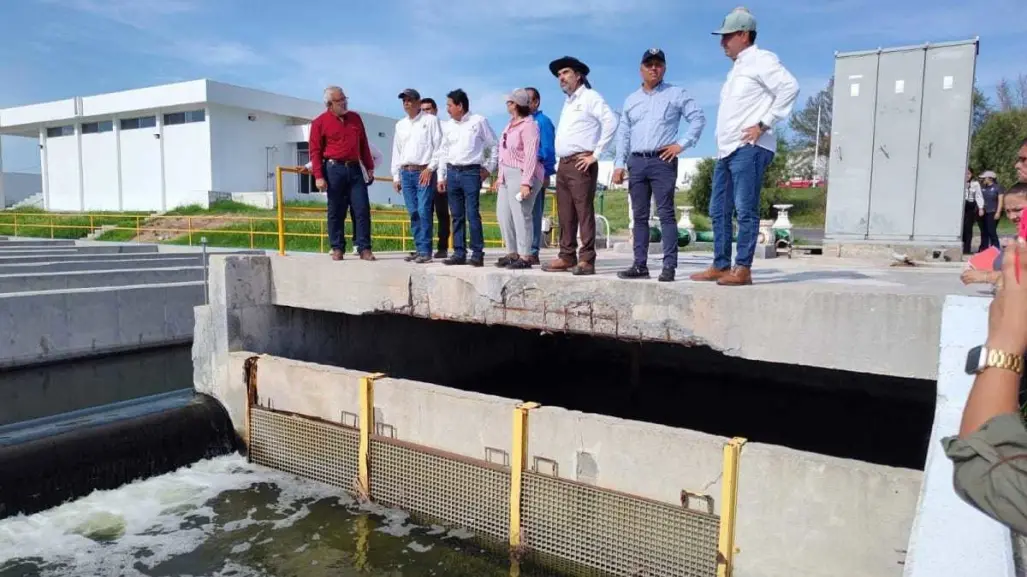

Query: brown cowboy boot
[[359, 249, 376, 261], [688, 266, 728, 282], [717, 266, 753, 286], [542, 257, 576, 272]]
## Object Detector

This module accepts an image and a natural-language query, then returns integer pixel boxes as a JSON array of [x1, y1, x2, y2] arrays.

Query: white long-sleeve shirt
[[715, 44, 799, 159], [390, 111, 443, 181], [437, 113, 499, 182], [554, 85, 618, 159]]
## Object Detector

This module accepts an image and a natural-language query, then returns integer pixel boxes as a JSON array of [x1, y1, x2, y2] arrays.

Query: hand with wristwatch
[[965, 238, 1027, 378]]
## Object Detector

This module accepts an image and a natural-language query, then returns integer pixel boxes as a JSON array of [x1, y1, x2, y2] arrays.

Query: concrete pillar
[[75, 122, 84, 211], [157, 112, 167, 212], [38, 127, 49, 210], [0, 134, 5, 208], [113, 116, 124, 211]]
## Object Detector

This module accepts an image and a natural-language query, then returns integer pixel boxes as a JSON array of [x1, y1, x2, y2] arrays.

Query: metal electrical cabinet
[[824, 39, 978, 244]]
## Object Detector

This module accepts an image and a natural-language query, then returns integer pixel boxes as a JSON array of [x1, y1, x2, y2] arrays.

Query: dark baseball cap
[[642, 48, 666, 64], [397, 88, 421, 101]]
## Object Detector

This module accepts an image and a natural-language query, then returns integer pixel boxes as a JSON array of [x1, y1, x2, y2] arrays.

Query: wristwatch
[[965, 345, 1024, 375], [757, 121, 769, 132]]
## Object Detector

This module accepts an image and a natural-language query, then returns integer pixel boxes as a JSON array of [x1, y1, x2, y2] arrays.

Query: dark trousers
[[325, 160, 371, 252], [555, 155, 599, 265], [962, 201, 981, 254], [628, 155, 678, 270], [980, 212, 1000, 251], [446, 165, 484, 259], [433, 189, 450, 253]]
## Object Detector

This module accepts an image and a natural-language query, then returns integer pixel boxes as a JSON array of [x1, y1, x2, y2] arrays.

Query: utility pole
[[812, 99, 822, 185]]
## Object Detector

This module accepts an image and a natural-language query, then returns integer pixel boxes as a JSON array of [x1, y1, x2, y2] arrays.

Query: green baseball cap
[[712, 7, 757, 35]]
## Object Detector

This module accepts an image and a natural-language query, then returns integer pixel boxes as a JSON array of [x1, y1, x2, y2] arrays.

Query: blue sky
[[0, 0, 1024, 174]]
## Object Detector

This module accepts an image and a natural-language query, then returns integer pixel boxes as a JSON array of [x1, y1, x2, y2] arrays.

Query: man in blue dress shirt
[[525, 87, 557, 265], [612, 48, 705, 282]]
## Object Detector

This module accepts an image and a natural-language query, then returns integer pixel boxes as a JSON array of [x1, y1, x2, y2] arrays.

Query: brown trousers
[[555, 155, 599, 265]]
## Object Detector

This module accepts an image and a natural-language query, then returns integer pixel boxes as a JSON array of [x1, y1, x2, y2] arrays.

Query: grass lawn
[[3, 187, 827, 250]]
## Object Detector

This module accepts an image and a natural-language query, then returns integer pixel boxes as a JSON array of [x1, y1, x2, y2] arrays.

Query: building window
[[297, 142, 308, 151], [163, 109, 205, 126], [46, 125, 74, 138], [81, 120, 114, 134], [120, 116, 157, 130]]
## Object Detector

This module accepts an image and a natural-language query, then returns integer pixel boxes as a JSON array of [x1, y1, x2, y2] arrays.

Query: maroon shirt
[[308, 110, 374, 180]]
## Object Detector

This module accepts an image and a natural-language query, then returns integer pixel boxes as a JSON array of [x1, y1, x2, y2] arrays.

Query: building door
[[296, 142, 311, 194]]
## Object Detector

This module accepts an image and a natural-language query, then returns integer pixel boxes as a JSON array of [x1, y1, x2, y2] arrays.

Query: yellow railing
[[0, 167, 557, 254]]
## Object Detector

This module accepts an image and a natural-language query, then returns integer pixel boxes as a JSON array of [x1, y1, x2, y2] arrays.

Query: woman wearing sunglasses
[[492, 89, 544, 269]]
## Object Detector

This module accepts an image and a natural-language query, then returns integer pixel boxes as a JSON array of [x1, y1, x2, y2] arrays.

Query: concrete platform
[[234, 249, 983, 380], [0, 266, 203, 293]]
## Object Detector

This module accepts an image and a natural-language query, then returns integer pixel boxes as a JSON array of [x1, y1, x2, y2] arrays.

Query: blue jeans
[[530, 177, 550, 256], [446, 165, 484, 259], [325, 161, 371, 252], [710, 144, 774, 269], [401, 169, 436, 256], [628, 155, 678, 269]]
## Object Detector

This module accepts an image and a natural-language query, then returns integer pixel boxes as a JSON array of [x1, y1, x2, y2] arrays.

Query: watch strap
[[984, 347, 1024, 375]]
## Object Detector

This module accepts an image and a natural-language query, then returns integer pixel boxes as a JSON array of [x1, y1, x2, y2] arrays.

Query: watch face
[[965, 345, 985, 375]]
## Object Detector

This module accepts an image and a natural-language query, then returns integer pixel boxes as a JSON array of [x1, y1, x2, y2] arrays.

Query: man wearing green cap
[[691, 7, 799, 286]]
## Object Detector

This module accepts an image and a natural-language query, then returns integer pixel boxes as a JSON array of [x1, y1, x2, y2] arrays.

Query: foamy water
[[0, 454, 524, 577]]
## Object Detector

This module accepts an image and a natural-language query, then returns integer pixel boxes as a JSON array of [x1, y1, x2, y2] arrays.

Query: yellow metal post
[[358, 372, 386, 501], [275, 166, 285, 256], [510, 401, 541, 549], [717, 437, 746, 577]]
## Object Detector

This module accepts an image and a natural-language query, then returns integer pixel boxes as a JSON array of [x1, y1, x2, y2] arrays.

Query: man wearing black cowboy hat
[[542, 55, 618, 276]]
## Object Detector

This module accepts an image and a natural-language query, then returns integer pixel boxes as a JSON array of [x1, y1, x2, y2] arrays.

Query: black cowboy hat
[[548, 56, 590, 77]]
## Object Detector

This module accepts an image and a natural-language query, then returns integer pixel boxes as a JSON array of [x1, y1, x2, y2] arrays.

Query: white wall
[[163, 114, 212, 208], [119, 118, 162, 211], [81, 130, 119, 211], [44, 130, 80, 211], [208, 103, 288, 194], [1, 172, 42, 207]]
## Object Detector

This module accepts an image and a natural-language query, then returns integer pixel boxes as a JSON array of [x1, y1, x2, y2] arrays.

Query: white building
[[0, 79, 399, 212]]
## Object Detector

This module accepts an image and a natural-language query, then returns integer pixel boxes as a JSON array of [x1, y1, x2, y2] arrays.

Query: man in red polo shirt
[[309, 85, 377, 261]]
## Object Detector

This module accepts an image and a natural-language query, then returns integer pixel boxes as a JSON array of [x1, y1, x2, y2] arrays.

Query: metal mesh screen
[[249, 408, 360, 492], [521, 472, 720, 577], [369, 437, 510, 542]]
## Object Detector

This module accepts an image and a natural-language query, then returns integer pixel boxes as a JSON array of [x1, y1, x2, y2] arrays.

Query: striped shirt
[[497, 116, 543, 187]]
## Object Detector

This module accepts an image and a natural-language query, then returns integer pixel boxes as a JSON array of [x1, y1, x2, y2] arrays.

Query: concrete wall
[[119, 114, 163, 211], [193, 253, 926, 577], [162, 110, 212, 208], [210, 352, 921, 577], [43, 127, 78, 211], [0, 281, 201, 368], [1, 172, 42, 208], [902, 295, 1017, 577], [208, 103, 288, 194], [81, 126, 119, 210], [0, 266, 203, 292]]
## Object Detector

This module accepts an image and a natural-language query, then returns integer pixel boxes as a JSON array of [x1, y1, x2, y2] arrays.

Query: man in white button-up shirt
[[436, 89, 499, 267], [391, 88, 444, 263], [691, 7, 799, 287], [542, 56, 618, 276]]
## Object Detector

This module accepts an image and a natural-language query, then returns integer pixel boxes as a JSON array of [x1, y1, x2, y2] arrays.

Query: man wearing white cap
[[690, 7, 799, 286]]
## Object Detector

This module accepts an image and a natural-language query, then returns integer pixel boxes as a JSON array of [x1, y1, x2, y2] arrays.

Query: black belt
[[631, 151, 662, 158], [448, 163, 481, 171], [326, 158, 359, 165]]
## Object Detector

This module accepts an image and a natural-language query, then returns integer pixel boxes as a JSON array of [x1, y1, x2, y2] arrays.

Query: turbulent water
[[0, 454, 532, 577]]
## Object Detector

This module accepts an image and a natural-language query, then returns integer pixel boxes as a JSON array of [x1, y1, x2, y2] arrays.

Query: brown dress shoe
[[717, 266, 753, 286], [541, 257, 576, 272], [359, 249, 376, 261], [331, 249, 344, 261], [688, 266, 728, 282], [571, 262, 595, 276], [527, 255, 540, 265]]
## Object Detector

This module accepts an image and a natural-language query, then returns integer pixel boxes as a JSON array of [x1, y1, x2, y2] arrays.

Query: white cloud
[[39, 0, 198, 29]]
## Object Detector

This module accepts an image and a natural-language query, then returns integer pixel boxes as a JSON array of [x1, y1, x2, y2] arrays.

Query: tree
[[970, 109, 1027, 188], [788, 77, 833, 178], [687, 157, 716, 215], [972, 86, 994, 137], [996, 75, 1027, 112]]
